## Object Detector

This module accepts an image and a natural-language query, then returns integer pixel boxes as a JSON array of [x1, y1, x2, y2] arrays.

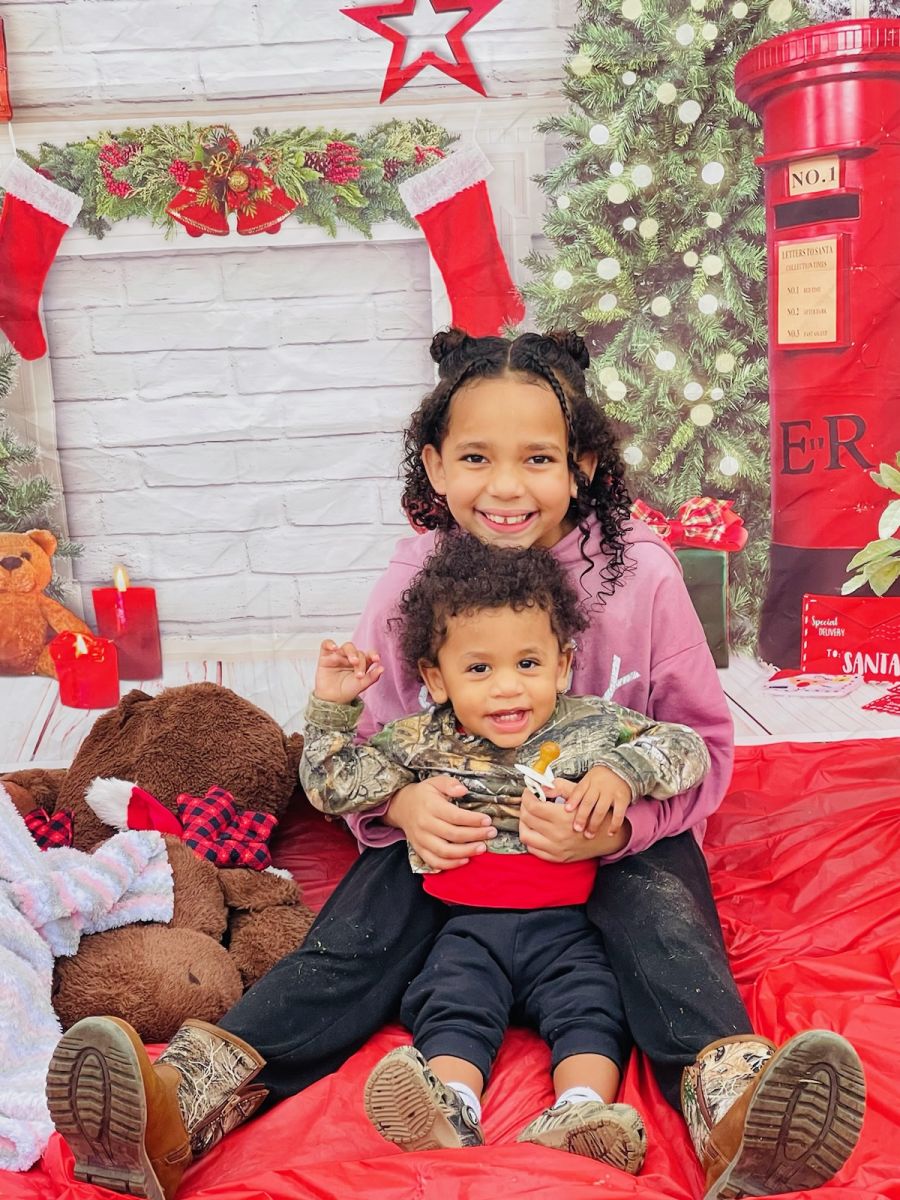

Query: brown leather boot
[[46, 1016, 267, 1200], [681, 1030, 866, 1200]]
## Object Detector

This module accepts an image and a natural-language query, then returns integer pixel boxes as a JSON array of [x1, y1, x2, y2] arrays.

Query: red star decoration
[[341, 0, 503, 103]]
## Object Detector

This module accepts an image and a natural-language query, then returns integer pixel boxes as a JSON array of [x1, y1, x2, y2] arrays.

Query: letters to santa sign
[[800, 593, 900, 682]]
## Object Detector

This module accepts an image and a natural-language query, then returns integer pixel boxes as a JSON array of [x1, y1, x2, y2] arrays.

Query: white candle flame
[[113, 565, 130, 592]]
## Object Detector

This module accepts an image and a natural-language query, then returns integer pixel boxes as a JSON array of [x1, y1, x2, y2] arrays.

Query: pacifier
[[515, 741, 562, 802]]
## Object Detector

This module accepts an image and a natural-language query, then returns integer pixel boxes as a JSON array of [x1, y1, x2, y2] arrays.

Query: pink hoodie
[[346, 516, 734, 863]]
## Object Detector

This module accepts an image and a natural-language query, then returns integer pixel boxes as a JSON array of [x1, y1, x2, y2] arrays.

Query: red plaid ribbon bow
[[176, 787, 277, 869], [631, 496, 748, 552], [24, 807, 75, 849]]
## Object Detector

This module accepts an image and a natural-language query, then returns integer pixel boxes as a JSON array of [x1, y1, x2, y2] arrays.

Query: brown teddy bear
[[2, 681, 315, 1042], [0, 528, 91, 676]]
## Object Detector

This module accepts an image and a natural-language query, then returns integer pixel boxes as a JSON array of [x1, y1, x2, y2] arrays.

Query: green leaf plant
[[843, 453, 900, 597]]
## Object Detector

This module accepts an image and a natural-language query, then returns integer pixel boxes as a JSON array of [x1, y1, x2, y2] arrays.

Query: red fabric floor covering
[[7, 738, 900, 1200]]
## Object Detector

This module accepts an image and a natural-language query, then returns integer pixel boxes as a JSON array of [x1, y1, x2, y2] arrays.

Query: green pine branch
[[525, 0, 817, 651]]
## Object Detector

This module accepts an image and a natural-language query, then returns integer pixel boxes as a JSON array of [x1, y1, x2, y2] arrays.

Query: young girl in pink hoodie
[[48, 329, 865, 1200]]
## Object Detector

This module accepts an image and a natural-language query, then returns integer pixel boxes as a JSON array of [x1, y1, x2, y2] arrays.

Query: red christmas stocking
[[0, 158, 83, 360], [399, 146, 525, 337]]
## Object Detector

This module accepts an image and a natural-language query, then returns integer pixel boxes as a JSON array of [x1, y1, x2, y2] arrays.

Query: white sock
[[447, 1081, 482, 1121], [554, 1085, 604, 1108]]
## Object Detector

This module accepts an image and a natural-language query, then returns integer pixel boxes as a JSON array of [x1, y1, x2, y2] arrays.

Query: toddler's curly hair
[[399, 533, 589, 672], [400, 328, 632, 601]]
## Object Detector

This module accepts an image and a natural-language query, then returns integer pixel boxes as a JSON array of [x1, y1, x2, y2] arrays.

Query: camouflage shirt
[[300, 693, 711, 876]]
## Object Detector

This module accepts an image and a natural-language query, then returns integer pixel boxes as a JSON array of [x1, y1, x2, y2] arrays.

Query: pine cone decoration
[[383, 158, 403, 182], [304, 150, 329, 174]]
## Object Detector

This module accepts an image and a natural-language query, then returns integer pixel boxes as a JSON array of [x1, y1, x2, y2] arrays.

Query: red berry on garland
[[101, 165, 133, 198], [99, 142, 127, 168], [323, 141, 361, 185], [414, 145, 445, 165], [168, 159, 191, 185]]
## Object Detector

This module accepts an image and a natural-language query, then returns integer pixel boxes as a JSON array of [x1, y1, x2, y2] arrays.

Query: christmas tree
[[523, 0, 814, 649], [0, 348, 80, 600]]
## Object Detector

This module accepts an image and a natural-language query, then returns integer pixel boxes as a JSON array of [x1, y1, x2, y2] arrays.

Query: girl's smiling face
[[421, 372, 598, 550]]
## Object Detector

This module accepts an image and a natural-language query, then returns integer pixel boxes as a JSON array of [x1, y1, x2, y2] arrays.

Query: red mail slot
[[736, 20, 900, 666]]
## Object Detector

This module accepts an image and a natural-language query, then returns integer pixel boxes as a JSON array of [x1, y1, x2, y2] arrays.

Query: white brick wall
[[4, 0, 572, 112], [42, 240, 434, 639], [4, 1, 565, 649]]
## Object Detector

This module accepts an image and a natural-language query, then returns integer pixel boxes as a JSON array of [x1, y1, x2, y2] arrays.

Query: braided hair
[[400, 328, 632, 602]]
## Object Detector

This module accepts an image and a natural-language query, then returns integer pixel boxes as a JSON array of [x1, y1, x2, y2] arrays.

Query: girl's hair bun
[[546, 329, 590, 371], [430, 327, 472, 367]]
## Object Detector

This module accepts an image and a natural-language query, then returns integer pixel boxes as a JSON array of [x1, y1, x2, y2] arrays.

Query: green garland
[[18, 118, 455, 240]]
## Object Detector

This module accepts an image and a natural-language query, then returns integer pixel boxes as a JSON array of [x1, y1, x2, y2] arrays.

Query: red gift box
[[800, 594, 900, 682]]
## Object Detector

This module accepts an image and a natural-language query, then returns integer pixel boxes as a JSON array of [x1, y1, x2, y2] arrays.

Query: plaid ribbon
[[631, 496, 747, 551], [24, 807, 75, 849], [176, 786, 277, 869]]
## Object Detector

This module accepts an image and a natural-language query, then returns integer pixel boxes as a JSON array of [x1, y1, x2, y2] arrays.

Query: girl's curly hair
[[399, 533, 589, 672], [400, 328, 632, 602]]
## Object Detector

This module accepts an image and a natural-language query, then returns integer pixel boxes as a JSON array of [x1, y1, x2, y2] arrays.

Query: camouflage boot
[[518, 1098, 647, 1173], [364, 1045, 484, 1152], [46, 1016, 267, 1200], [681, 1030, 866, 1200]]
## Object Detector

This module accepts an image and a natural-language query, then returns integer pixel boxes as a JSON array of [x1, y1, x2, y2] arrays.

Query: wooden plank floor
[[1, 652, 897, 770]]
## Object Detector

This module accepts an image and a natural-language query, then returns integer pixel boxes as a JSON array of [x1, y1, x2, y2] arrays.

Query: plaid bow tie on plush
[[24, 807, 75, 849], [176, 787, 277, 869]]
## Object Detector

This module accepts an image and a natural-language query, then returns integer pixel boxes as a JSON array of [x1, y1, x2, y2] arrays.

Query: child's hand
[[545, 766, 634, 837], [314, 639, 383, 705]]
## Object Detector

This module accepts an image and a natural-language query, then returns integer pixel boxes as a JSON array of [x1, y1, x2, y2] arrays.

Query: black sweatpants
[[402, 905, 630, 1081], [219, 831, 752, 1110]]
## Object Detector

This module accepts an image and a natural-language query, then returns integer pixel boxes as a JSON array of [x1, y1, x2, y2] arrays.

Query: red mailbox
[[736, 20, 900, 666]]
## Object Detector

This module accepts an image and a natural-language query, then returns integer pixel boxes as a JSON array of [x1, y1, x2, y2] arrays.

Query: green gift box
[[675, 548, 729, 669]]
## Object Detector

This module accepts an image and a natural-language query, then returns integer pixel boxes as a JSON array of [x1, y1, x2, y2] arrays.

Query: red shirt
[[423, 852, 596, 908]]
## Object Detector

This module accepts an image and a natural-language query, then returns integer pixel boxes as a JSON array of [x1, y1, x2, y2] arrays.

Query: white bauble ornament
[[698, 293, 719, 314], [556, 195, 571, 210], [622, 0, 643, 19], [702, 254, 723, 276], [690, 403, 714, 426], [599, 293, 618, 311], [606, 380, 627, 401], [596, 257, 621, 280], [675, 23, 695, 45], [701, 161, 725, 185], [553, 268, 574, 290], [590, 124, 610, 145], [683, 250, 699, 267], [706, 211, 723, 229], [678, 100, 702, 124], [639, 217, 659, 239], [623, 445, 643, 465], [656, 82, 677, 104], [655, 349, 677, 371], [608, 182, 629, 204], [632, 164, 653, 187], [650, 296, 671, 316], [715, 352, 736, 372], [719, 455, 740, 476]]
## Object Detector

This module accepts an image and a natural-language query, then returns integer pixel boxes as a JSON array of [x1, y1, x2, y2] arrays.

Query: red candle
[[50, 632, 120, 709], [92, 566, 162, 680]]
